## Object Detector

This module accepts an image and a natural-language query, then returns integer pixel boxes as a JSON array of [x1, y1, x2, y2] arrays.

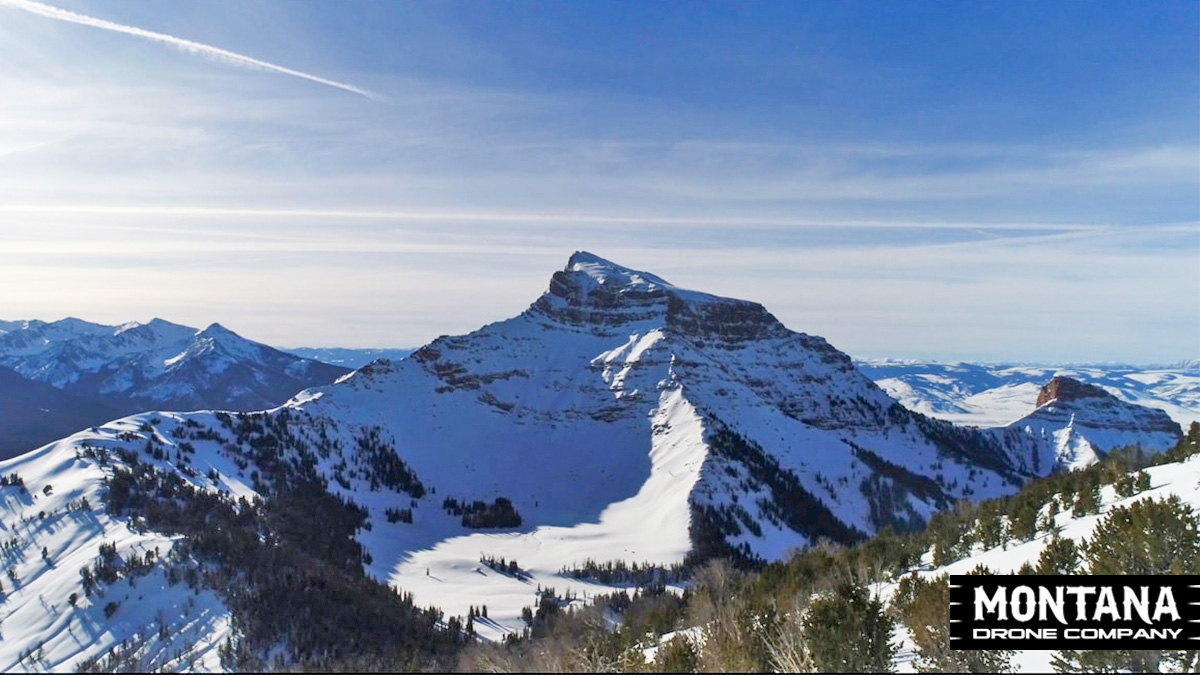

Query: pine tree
[[896, 574, 1013, 673], [654, 635, 700, 673], [1007, 498, 1039, 542], [1085, 495, 1200, 575], [1035, 535, 1078, 575], [802, 579, 896, 673], [1072, 479, 1101, 517], [1115, 473, 1137, 498], [974, 504, 1005, 550], [1135, 470, 1151, 493]]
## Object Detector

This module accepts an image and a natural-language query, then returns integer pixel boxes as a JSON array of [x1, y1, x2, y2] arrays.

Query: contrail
[[0, 0, 374, 98]]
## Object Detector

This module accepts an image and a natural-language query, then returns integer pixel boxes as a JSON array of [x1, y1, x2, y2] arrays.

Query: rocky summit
[[1035, 375, 1111, 407]]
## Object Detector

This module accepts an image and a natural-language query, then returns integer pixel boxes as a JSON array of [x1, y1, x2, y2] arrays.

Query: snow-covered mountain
[[291, 251, 1054, 554], [0, 317, 349, 421], [856, 360, 1200, 428], [1004, 376, 1182, 471], [0, 253, 1184, 668]]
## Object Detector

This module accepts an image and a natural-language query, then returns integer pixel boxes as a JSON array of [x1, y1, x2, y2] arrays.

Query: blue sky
[[0, 0, 1196, 362]]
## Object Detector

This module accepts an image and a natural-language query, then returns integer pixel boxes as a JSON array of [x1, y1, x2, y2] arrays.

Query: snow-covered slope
[[0, 318, 349, 417], [0, 253, 1185, 663], [858, 360, 1200, 428], [285, 252, 1048, 556]]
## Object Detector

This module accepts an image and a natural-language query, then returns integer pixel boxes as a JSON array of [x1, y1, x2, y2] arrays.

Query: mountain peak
[[530, 252, 792, 345], [564, 251, 676, 293], [197, 322, 239, 339]]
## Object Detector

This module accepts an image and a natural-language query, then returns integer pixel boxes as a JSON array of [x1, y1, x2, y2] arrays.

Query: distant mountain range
[[855, 359, 1200, 428], [0, 252, 1186, 670], [0, 318, 349, 458], [279, 347, 415, 369]]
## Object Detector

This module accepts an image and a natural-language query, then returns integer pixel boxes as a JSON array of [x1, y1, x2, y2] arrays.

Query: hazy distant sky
[[1, 0, 1196, 362]]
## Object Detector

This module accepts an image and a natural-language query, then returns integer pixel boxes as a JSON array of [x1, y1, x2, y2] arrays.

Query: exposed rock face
[[1035, 376, 1109, 407]]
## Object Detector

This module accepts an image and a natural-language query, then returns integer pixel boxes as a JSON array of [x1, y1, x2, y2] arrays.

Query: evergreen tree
[[896, 574, 1013, 673], [1085, 495, 1200, 575], [802, 579, 895, 673], [1007, 498, 1039, 542], [1114, 473, 1137, 499], [1035, 535, 1078, 575], [1072, 479, 1101, 517], [654, 635, 699, 673], [973, 504, 1005, 550], [1135, 470, 1151, 493], [1053, 496, 1200, 673]]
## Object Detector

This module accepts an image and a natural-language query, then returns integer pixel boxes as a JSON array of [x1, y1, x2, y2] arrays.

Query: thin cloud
[[0, 203, 1106, 232], [0, 0, 374, 98]]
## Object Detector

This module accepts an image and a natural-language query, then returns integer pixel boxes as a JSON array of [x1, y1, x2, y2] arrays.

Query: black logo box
[[949, 575, 1200, 650]]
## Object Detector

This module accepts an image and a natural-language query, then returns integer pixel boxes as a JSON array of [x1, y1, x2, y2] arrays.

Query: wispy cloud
[[0, 0, 374, 98], [0, 203, 1109, 231]]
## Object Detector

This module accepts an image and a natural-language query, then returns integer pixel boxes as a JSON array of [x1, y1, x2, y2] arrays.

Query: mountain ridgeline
[[0, 253, 1183, 670], [0, 318, 349, 458]]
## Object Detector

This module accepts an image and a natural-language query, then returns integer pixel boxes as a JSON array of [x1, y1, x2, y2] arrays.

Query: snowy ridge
[[858, 362, 1187, 472], [277, 347, 415, 369]]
